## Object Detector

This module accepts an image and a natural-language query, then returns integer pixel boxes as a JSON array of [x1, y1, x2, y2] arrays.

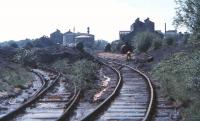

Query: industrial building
[[63, 27, 95, 47], [119, 18, 156, 42]]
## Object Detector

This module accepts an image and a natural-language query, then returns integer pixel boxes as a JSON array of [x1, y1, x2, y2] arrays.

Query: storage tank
[[75, 34, 94, 48]]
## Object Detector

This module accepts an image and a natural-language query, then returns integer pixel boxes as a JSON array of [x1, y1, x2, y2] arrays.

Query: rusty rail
[[0, 69, 60, 121], [80, 58, 155, 121], [112, 61, 155, 121], [80, 60, 122, 121]]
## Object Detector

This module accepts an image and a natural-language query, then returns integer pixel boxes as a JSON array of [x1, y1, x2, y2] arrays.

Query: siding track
[[80, 58, 155, 121], [0, 68, 79, 121]]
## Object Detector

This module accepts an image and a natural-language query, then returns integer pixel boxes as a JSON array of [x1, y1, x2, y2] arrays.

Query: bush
[[133, 31, 156, 53], [51, 59, 69, 75], [24, 42, 34, 49], [165, 37, 175, 46], [111, 40, 125, 52], [153, 38, 162, 50], [33, 36, 55, 48], [76, 42, 84, 52], [68, 60, 99, 90], [104, 43, 111, 52], [120, 44, 132, 54], [151, 49, 200, 119], [0, 64, 33, 91], [10, 42, 18, 48], [14, 48, 36, 66], [93, 40, 108, 50]]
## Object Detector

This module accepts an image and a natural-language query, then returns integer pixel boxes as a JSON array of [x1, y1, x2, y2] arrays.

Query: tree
[[94, 40, 108, 50], [111, 40, 125, 52], [173, 0, 200, 34], [104, 43, 111, 52], [33, 36, 55, 48], [10, 42, 18, 48], [132, 32, 155, 53], [24, 42, 34, 49]]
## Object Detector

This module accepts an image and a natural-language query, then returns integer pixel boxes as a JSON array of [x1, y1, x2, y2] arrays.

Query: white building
[[165, 30, 177, 38], [63, 28, 95, 47]]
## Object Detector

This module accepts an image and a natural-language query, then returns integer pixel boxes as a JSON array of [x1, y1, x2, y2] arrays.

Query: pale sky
[[0, 0, 180, 42]]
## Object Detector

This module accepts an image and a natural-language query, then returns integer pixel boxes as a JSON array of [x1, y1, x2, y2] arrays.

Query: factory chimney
[[73, 26, 75, 33], [165, 23, 167, 35], [87, 27, 90, 34]]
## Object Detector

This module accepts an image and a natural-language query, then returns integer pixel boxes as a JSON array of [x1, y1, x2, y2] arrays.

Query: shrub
[[120, 44, 132, 54], [76, 42, 84, 52], [68, 60, 99, 90], [51, 59, 69, 75], [104, 43, 111, 52], [0, 64, 33, 91], [24, 42, 34, 49], [133, 31, 155, 53], [165, 37, 175, 46], [10, 42, 18, 48], [151, 49, 200, 119], [153, 38, 162, 50], [93, 40, 108, 50], [111, 40, 125, 52], [14, 48, 36, 66]]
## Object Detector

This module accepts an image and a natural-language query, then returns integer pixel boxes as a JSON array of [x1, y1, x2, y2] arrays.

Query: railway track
[[0, 68, 79, 121], [65, 63, 120, 121], [79, 59, 155, 121], [0, 69, 49, 120], [98, 55, 179, 121], [54, 57, 154, 121], [1, 57, 172, 121]]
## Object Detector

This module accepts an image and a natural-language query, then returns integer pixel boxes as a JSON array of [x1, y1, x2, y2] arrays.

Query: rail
[[57, 73, 81, 121], [0, 69, 60, 121], [112, 60, 155, 121], [80, 57, 155, 121], [80, 60, 122, 121]]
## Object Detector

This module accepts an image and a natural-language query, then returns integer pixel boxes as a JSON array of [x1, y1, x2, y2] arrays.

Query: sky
[[0, 0, 180, 42]]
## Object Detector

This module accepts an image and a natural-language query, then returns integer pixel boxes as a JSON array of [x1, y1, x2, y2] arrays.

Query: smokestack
[[87, 27, 90, 34], [165, 23, 166, 35], [73, 26, 75, 33]]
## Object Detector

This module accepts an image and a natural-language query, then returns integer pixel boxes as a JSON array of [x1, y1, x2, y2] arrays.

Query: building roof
[[64, 30, 75, 35], [75, 35, 92, 38], [166, 30, 177, 32]]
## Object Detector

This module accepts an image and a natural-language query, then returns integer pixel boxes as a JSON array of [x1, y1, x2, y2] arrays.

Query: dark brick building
[[119, 18, 155, 42], [50, 29, 63, 44]]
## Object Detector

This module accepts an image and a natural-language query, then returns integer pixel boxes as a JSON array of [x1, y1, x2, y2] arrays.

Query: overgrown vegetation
[[0, 64, 33, 92], [76, 42, 84, 52], [165, 37, 175, 46], [151, 47, 200, 120], [111, 39, 125, 52], [132, 31, 162, 53], [152, 38, 162, 50], [51, 59, 70, 75], [52, 59, 99, 91], [93, 40, 108, 51], [14, 48, 36, 66], [68, 59, 99, 90], [174, 0, 200, 34], [104, 43, 111, 52]]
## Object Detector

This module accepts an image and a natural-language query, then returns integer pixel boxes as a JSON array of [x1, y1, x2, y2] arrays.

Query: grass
[[51, 59, 100, 90], [0, 63, 33, 92], [51, 59, 100, 101], [151, 48, 200, 120], [51, 59, 70, 75]]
